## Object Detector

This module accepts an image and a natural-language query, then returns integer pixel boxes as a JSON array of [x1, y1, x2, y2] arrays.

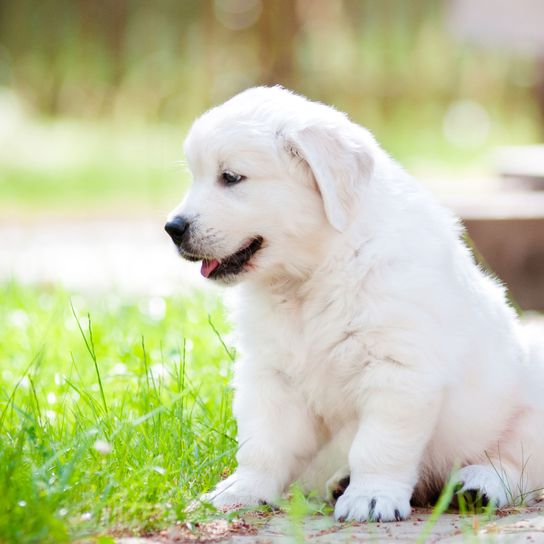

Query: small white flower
[[150, 364, 168, 380], [18, 500, 27, 507], [148, 297, 166, 321], [9, 310, 29, 328], [139, 297, 167, 321], [111, 363, 127, 376], [81, 512, 92, 521], [93, 439, 112, 455]]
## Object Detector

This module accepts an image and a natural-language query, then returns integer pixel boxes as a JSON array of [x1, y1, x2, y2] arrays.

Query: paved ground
[[0, 217, 211, 295], [117, 505, 544, 543]]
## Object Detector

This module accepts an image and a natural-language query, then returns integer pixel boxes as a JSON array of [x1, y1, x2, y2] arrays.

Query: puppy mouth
[[182, 236, 264, 280]]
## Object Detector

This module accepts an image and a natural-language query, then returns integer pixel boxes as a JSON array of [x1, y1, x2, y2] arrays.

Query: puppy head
[[166, 86, 376, 285]]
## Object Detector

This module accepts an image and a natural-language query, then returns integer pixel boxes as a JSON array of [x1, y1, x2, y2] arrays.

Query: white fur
[[169, 86, 544, 522]]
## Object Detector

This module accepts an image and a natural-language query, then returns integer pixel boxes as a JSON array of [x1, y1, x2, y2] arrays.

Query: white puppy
[[165, 86, 544, 522]]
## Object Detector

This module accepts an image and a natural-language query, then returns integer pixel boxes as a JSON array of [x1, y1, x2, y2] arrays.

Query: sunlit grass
[[0, 283, 236, 542], [0, 120, 189, 217]]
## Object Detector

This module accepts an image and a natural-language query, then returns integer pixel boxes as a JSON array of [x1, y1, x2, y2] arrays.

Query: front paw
[[200, 471, 278, 510], [334, 480, 411, 522]]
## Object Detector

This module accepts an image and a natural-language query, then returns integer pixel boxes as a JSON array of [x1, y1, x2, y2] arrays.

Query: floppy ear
[[287, 125, 374, 232]]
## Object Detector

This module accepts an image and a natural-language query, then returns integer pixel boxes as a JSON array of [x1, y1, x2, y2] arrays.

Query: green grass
[[0, 283, 237, 542], [0, 120, 189, 217]]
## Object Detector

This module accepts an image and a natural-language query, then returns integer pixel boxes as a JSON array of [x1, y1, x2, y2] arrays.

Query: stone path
[[118, 505, 544, 543]]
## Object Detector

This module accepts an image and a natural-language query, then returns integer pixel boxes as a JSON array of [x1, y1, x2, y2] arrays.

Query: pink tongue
[[201, 259, 220, 278]]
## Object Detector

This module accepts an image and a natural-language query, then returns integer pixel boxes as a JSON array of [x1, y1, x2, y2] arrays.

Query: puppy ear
[[287, 125, 374, 232]]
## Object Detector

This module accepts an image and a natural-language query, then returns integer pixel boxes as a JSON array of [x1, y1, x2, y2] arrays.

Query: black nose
[[164, 216, 190, 245]]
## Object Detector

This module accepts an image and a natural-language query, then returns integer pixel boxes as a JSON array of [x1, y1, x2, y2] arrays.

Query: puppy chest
[[238, 293, 369, 423], [275, 330, 366, 425], [294, 363, 359, 425]]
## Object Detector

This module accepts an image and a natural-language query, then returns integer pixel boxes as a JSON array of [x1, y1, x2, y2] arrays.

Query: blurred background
[[3, 5, 544, 538], [1, 0, 544, 306]]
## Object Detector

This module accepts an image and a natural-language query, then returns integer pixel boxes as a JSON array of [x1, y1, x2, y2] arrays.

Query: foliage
[[0, 0, 539, 126], [0, 0, 541, 144], [1, 1, 542, 214]]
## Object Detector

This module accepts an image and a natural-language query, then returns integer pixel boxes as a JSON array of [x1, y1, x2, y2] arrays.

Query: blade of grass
[[70, 301, 108, 416]]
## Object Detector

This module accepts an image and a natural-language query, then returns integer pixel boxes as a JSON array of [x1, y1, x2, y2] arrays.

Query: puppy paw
[[200, 490, 263, 510], [334, 480, 411, 522], [454, 465, 510, 507], [199, 471, 278, 510]]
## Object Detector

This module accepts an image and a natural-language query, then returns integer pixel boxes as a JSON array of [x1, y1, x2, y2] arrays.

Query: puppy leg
[[202, 368, 319, 509], [334, 386, 440, 522], [299, 422, 356, 500]]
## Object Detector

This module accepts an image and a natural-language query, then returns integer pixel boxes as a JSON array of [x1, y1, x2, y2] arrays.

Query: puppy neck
[[245, 231, 356, 300]]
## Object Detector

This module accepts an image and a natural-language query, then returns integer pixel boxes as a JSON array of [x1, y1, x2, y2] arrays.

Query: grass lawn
[[0, 120, 189, 219], [0, 282, 240, 542]]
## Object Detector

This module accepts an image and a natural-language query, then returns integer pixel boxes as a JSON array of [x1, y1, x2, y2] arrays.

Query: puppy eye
[[221, 170, 245, 186]]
